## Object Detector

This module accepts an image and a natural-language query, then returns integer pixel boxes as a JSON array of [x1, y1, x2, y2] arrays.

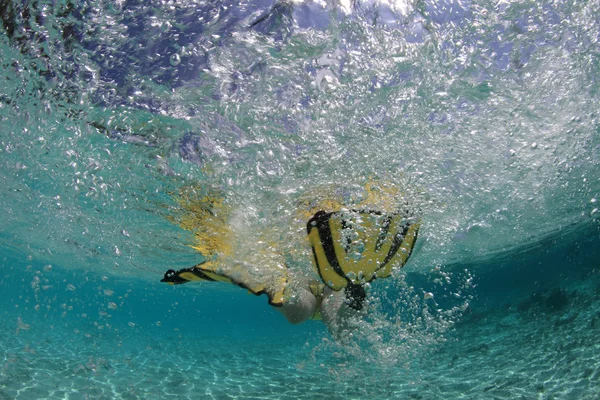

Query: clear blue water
[[1, 0, 600, 398]]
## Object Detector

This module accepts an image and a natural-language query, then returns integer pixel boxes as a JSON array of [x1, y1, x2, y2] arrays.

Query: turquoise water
[[1, 0, 600, 398]]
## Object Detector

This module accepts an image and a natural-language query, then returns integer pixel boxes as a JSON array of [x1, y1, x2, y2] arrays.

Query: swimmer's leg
[[162, 263, 322, 324]]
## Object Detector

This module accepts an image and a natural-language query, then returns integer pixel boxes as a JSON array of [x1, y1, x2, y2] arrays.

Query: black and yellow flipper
[[161, 261, 288, 307], [307, 209, 419, 291]]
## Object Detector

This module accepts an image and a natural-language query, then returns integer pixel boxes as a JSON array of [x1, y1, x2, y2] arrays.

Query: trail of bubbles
[[308, 267, 473, 376]]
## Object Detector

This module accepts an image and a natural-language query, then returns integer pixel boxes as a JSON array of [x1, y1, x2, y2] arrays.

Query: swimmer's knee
[[283, 311, 309, 325], [278, 287, 318, 324]]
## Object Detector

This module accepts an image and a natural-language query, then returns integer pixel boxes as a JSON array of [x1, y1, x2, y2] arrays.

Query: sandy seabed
[[1, 272, 599, 400]]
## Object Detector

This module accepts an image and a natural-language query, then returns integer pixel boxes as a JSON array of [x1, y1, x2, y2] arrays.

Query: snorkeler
[[161, 182, 420, 333]]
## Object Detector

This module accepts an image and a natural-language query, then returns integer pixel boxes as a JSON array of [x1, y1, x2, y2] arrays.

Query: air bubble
[[17, 317, 30, 331], [110, 2, 123, 14], [170, 53, 181, 67]]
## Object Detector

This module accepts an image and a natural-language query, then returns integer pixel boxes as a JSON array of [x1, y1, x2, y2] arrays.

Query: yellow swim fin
[[161, 261, 288, 307], [307, 209, 420, 291]]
